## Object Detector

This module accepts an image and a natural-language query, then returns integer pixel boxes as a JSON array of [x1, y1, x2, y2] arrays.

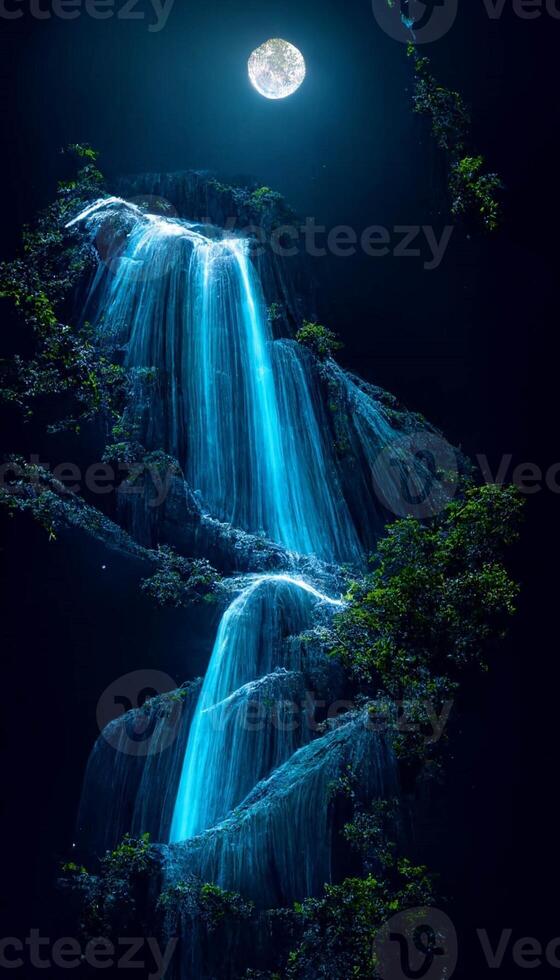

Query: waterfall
[[71, 191, 457, 913], [166, 711, 396, 907], [170, 574, 343, 843], [69, 198, 363, 564], [271, 340, 363, 562]]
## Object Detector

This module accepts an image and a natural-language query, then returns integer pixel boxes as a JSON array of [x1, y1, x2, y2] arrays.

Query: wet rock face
[[161, 710, 396, 908], [116, 471, 346, 591], [62, 174, 470, 977], [113, 170, 312, 329], [76, 575, 350, 868], [117, 471, 289, 571], [77, 679, 202, 856], [115, 171, 241, 229]]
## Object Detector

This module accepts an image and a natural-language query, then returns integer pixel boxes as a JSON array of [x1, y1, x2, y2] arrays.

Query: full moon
[[248, 39, 306, 100]]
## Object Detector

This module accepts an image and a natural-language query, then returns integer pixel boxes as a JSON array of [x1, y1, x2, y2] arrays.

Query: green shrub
[[157, 878, 253, 933], [0, 145, 127, 432], [332, 484, 522, 693], [286, 863, 434, 979], [295, 321, 343, 361], [407, 46, 502, 232], [141, 546, 221, 608], [450, 155, 502, 233]]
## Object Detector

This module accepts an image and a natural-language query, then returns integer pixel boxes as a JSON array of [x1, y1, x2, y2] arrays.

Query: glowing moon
[[248, 39, 306, 100]]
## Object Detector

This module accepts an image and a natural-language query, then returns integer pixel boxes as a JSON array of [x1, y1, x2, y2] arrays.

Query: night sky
[[1, 0, 557, 454], [1, 1, 558, 974]]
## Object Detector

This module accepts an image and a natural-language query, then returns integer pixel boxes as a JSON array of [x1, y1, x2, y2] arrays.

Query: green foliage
[[407, 47, 502, 232], [2, 326, 127, 434], [101, 440, 146, 468], [295, 321, 343, 361], [267, 302, 284, 324], [100, 832, 152, 877], [161, 685, 195, 704], [0, 455, 114, 545], [0, 459, 223, 612], [327, 764, 358, 802], [0, 456, 71, 540], [141, 545, 221, 608], [61, 834, 157, 940], [286, 863, 434, 979], [66, 142, 100, 163], [207, 178, 297, 233], [157, 878, 253, 933], [101, 368, 182, 490], [342, 799, 398, 873], [249, 186, 286, 215], [248, 186, 297, 231], [103, 365, 160, 459], [61, 818, 438, 980], [0, 145, 126, 432], [60, 861, 88, 876], [199, 883, 254, 931], [250, 186, 275, 205], [105, 444, 181, 492], [450, 155, 502, 233], [142, 450, 181, 478], [10, 143, 103, 305], [411, 54, 470, 153], [332, 484, 522, 694], [285, 785, 435, 976]]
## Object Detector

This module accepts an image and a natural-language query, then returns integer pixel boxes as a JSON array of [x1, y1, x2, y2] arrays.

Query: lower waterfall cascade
[[169, 574, 345, 843]]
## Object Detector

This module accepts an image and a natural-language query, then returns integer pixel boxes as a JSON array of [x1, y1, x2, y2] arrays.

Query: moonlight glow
[[248, 39, 306, 100]]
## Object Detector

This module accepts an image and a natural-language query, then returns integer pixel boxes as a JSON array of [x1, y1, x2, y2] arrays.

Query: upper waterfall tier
[[70, 199, 362, 562], [70, 197, 459, 567]]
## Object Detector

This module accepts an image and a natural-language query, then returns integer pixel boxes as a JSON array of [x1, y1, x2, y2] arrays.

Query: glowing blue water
[[70, 199, 362, 563], [71, 198, 438, 885], [169, 574, 343, 843]]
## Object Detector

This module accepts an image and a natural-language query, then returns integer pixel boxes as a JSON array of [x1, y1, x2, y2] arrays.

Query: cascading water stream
[[69, 198, 363, 564], [71, 194, 442, 906], [169, 574, 344, 843]]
